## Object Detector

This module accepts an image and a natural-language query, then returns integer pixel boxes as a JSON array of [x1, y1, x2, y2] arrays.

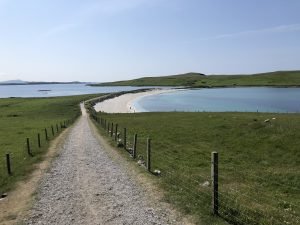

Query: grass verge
[[0, 94, 102, 193], [92, 111, 300, 225]]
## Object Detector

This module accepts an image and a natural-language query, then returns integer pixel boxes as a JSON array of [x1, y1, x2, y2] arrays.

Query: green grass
[[198, 71, 300, 87], [92, 70, 300, 87], [94, 112, 300, 225], [0, 94, 102, 193]]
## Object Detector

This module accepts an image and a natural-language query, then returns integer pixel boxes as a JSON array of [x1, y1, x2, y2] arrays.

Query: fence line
[[216, 171, 300, 211], [89, 111, 299, 225], [165, 168, 298, 225], [0, 117, 77, 195], [230, 169, 300, 191], [84, 92, 300, 225]]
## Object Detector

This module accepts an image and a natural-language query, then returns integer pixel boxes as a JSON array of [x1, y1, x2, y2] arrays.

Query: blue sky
[[0, 0, 299, 82]]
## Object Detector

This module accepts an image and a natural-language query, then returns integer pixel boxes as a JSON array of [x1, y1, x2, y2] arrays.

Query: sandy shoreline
[[94, 89, 175, 113]]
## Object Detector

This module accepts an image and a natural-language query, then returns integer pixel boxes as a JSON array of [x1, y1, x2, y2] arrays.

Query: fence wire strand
[[92, 112, 299, 225]]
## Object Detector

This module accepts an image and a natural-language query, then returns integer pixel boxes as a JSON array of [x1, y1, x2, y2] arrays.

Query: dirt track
[[23, 104, 187, 225]]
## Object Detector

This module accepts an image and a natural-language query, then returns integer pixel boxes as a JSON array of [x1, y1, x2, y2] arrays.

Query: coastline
[[94, 89, 176, 113]]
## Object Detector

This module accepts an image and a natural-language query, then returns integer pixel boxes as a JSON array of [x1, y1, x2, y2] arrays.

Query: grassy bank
[[93, 111, 300, 225], [92, 70, 300, 87], [0, 94, 101, 193]]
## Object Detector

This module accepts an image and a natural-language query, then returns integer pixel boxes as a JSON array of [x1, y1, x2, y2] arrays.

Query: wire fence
[[0, 113, 80, 196], [87, 93, 300, 225]]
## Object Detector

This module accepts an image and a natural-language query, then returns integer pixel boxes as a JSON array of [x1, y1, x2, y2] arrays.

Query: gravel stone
[[24, 105, 182, 225]]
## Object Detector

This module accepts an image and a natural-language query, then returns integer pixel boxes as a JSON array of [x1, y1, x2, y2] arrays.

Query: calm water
[[0, 84, 151, 98], [133, 87, 300, 113]]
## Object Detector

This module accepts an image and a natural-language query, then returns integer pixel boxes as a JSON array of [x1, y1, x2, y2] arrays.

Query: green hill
[[92, 70, 300, 87], [200, 70, 300, 87], [92, 72, 205, 86]]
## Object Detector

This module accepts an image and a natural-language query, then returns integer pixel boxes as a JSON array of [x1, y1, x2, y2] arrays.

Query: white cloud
[[202, 24, 300, 41], [40, 0, 150, 38], [41, 23, 79, 37]]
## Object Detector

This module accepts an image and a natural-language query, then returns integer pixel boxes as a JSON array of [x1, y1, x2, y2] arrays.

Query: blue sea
[[133, 87, 300, 113], [2, 85, 300, 113], [0, 84, 152, 98]]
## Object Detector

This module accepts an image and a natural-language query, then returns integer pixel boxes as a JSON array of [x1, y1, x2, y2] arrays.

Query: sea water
[[0, 84, 153, 98], [133, 87, 300, 113]]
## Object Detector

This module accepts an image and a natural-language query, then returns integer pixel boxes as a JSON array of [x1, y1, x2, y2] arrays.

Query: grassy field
[[0, 94, 101, 193], [93, 111, 300, 225], [92, 70, 300, 87]]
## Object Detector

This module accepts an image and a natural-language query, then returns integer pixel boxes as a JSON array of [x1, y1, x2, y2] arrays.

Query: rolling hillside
[[92, 70, 300, 87], [92, 72, 205, 87]]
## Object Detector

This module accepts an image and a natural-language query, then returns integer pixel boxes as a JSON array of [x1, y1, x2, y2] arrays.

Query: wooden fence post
[[147, 138, 151, 172], [45, 128, 48, 141], [6, 153, 12, 175], [115, 124, 118, 141], [111, 123, 113, 137], [56, 124, 59, 132], [38, 133, 41, 148], [133, 134, 137, 159], [123, 128, 127, 149], [108, 123, 110, 134], [27, 138, 32, 156], [211, 152, 219, 216], [51, 125, 54, 136]]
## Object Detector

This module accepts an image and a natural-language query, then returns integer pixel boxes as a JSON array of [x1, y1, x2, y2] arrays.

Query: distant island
[[38, 89, 52, 92], [0, 80, 88, 85], [90, 70, 300, 87]]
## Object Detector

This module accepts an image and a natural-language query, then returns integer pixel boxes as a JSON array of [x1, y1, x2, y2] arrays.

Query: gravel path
[[24, 104, 183, 225]]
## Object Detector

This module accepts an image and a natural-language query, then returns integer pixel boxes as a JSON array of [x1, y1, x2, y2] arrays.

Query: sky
[[0, 0, 299, 82]]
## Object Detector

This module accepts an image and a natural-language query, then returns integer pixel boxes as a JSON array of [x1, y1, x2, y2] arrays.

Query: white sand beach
[[94, 89, 175, 113]]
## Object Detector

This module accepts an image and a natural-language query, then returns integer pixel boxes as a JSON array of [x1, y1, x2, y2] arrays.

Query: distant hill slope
[[0, 81, 85, 85], [92, 72, 205, 86], [92, 70, 300, 87], [202, 71, 300, 87], [0, 79, 27, 84]]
